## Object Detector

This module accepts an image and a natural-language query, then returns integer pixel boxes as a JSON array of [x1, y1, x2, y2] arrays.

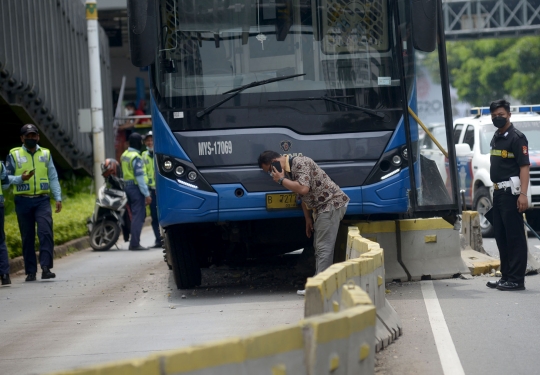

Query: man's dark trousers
[[14, 195, 54, 274], [492, 189, 528, 284], [125, 185, 145, 248], [0, 205, 10, 275], [149, 188, 160, 245]]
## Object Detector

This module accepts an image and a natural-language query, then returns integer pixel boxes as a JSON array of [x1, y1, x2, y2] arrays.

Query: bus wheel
[[473, 187, 494, 237], [166, 225, 202, 289]]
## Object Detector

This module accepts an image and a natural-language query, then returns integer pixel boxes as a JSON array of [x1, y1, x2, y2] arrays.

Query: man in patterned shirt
[[258, 151, 349, 277]]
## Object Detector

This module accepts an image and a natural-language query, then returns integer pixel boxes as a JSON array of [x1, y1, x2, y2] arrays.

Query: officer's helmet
[[101, 158, 121, 178]]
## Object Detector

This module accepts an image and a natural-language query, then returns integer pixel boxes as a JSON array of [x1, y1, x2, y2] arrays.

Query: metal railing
[[443, 0, 540, 40], [0, 0, 113, 174]]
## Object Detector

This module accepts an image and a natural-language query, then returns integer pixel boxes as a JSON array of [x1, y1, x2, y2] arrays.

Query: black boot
[[25, 273, 36, 282], [41, 266, 56, 280], [1, 274, 11, 285]]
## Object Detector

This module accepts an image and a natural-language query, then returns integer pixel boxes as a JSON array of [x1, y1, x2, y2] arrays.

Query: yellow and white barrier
[[305, 228, 402, 352], [399, 218, 469, 280], [347, 219, 469, 282]]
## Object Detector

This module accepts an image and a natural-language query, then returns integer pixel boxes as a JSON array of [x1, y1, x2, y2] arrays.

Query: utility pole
[[86, 0, 105, 191]]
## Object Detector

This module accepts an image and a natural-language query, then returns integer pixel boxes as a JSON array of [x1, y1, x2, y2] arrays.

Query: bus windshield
[[155, 0, 406, 113]]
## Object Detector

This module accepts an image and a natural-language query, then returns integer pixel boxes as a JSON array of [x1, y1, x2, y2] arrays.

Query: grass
[[4, 176, 96, 259]]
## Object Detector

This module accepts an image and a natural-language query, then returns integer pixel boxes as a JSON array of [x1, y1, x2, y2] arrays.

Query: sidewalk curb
[[8, 217, 152, 275]]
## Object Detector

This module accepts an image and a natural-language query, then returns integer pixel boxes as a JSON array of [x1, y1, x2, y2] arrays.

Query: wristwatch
[[278, 177, 285, 185]]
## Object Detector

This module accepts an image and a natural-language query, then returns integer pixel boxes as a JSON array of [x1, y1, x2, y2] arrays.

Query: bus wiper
[[196, 73, 306, 119], [269, 96, 385, 119]]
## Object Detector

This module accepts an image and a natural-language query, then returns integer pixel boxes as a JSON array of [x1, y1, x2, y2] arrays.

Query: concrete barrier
[[347, 222, 408, 282], [306, 229, 402, 352], [399, 218, 469, 280]]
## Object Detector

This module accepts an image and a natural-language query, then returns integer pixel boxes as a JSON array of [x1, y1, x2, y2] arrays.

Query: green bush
[[5, 193, 95, 259]]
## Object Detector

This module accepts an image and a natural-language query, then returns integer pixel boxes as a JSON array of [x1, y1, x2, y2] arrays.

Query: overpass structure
[[443, 0, 540, 40], [0, 0, 113, 174]]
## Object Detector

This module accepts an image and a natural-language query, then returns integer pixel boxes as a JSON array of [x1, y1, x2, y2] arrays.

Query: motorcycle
[[88, 160, 130, 251]]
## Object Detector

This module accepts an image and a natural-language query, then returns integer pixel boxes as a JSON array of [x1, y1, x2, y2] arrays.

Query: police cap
[[20, 124, 39, 135]]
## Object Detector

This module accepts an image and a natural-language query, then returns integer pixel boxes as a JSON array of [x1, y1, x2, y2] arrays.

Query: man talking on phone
[[6, 124, 62, 281], [258, 151, 349, 288]]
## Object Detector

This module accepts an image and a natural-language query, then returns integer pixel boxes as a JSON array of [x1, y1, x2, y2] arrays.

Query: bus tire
[[166, 225, 202, 289], [473, 187, 494, 237]]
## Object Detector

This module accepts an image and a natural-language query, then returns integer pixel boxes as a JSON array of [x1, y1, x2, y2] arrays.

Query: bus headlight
[[174, 166, 185, 177], [163, 160, 173, 172], [392, 155, 402, 166], [187, 171, 197, 181], [402, 148, 408, 160]]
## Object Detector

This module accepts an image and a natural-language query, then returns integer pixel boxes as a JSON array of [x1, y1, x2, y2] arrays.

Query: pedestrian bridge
[[443, 0, 540, 40], [0, 0, 113, 174]]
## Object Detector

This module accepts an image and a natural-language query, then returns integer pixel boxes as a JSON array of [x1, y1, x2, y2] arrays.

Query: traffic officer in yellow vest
[[0, 161, 11, 285], [142, 132, 160, 248], [6, 124, 62, 281], [121, 133, 151, 250]]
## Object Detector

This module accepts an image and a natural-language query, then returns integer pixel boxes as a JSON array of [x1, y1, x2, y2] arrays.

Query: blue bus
[[127, 0, 461, 288]]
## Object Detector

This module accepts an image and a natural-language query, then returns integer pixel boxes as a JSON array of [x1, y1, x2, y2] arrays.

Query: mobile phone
[[271, 161, 282, 173], [28, 168, 35, 174]]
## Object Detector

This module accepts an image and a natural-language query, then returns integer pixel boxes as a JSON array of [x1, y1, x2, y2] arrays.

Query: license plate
[[266, 193, 299, 210]]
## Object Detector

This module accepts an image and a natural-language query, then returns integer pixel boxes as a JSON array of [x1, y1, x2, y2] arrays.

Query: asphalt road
[[0, 226, 305, 375], [376, 233, 540, 375]]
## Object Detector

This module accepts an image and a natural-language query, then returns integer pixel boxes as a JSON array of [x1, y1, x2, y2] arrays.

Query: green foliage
[[5, 193, 94, 259], [60, 175, 94, 197], [436, 37, 540, 106]]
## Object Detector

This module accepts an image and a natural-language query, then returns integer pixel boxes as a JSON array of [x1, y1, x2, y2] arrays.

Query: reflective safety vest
[[142, 151, 156, 189], [490, 149, 515, 159], [9, 146, 51, 195], [121, 149, 141, 184]]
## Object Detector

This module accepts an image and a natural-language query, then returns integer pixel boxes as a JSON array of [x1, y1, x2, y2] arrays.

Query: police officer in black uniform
[[486, 99, 530, 291]]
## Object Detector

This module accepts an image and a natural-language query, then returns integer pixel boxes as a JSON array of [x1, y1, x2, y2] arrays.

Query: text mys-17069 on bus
[[127, 0, 461, 289]]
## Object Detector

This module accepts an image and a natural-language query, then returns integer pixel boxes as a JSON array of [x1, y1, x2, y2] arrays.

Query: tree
[[425, 37, 540, 106]]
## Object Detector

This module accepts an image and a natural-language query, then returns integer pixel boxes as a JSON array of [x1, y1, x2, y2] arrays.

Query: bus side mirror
[[411, 0, 437, 52], [127, 0, 157, 67]]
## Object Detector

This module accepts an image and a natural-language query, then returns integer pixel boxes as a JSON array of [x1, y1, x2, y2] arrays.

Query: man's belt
[[493, 181, 511, 190], [124, 180, 137, 186], [18, 194, 49, 198], [490, 149, 514, 158]]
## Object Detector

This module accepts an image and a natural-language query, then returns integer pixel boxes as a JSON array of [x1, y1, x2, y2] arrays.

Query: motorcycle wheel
[[90, 220, 121, 251]]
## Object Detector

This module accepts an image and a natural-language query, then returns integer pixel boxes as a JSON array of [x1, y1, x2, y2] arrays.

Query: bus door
[[396, 0, 461, 222]]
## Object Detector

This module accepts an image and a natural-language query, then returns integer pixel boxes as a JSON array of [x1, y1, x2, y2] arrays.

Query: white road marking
[[534, 245, 540, 250], [421, 281, 465, 375]]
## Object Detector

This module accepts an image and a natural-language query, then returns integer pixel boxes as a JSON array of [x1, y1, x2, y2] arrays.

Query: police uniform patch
[[523, 146, 528, 155], [501, 150, 508, 158]]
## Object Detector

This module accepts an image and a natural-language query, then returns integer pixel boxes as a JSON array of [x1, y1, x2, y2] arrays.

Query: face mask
[[24, 139, 37, 149], [492, 116, 507, 129]]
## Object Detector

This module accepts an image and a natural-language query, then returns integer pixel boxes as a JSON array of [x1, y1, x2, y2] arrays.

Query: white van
[[452, 105, 540, 236]]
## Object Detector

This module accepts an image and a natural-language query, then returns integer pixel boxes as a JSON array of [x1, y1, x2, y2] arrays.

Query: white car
[[453, 108, 540, 236]]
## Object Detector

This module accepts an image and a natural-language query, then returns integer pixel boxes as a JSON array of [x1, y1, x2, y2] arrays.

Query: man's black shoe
[[1, 274, 11, 285], [496, 281, 525, 291], [129, 245, 149, 251], [151, 243, 162, 249], [25, 273, 36, 282], [41, 267, 56, 280], [487, 279, 506, 289]]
